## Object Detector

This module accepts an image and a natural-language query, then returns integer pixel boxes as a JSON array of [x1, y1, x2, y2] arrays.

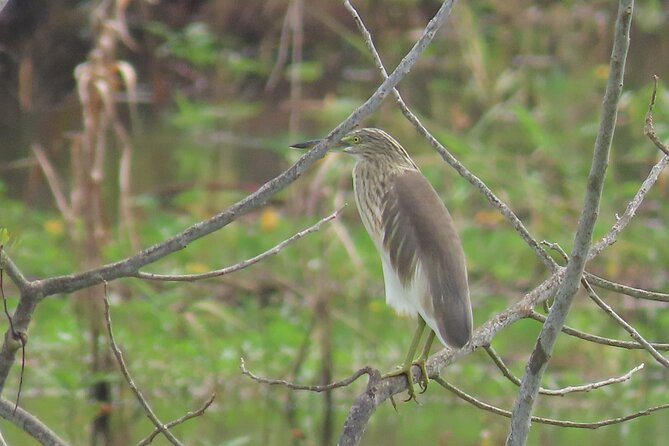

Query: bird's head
[[291, 128, 414, 165]]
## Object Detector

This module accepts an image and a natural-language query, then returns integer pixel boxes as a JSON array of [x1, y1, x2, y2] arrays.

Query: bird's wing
[[381, 169, 472, 348]]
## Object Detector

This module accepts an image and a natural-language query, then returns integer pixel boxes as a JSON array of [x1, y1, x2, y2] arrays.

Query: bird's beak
[[289, 139, 322, 150], [290, 136, 352, 152]]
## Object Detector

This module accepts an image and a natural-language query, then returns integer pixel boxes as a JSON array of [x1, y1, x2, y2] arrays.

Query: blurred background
[[1, 0, 669, 445]]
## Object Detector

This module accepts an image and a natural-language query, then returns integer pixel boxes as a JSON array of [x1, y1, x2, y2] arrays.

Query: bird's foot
[[383, 365, 419, 403], [412, 358, 429, 394]]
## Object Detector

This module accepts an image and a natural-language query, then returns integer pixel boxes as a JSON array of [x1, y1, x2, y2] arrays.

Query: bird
[[291, 128, 472, 400]]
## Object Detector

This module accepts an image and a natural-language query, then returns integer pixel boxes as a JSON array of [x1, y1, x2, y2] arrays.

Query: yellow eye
[[352, 136, 361, 143]]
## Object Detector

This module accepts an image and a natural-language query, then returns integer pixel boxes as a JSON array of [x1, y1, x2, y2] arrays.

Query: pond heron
[[291, 128, 472, 400]]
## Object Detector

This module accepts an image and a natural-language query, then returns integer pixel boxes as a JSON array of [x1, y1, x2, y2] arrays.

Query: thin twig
[[542, 238, 669, 303], [0, 248, 16, 342], [115, 120, 140, 251], [588, 152, 669, 260], [342, 0, 557, 271], [589, 76, 669, 260], [582, 279, 669, 368], [102, 290, 183, 446], [528, 310, 669, 351], [137, 394, 216, 446], [288, 0, 304, 136], [31, 144, 75, 227], [542, 239, 669, 303], [484, 345, 644, 396], [240, 357, 376, 392], [265, 3, 293, 91], [434, 377, 669, 429], [585, 272, 669, 303], [0, 247, 26, 414], [135, 208, 342, 281], [644, 75, 669, 156]]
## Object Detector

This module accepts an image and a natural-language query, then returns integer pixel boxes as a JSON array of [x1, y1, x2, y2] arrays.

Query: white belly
[[379, 250, 446, 344]]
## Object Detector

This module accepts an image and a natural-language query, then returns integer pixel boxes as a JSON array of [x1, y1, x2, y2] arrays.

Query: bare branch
[[0, 247, 27, 413], [528, 310, 669, 351], [588, 153, 669, 260], [265, 3, 293, 91], [582, 279, 669, 368], [0, 249, 30, 292], [103, 294, 183, 446], [541, 240, 669, 303], [136, 394, 215, 446], [338, 272, 563, 446], [288, 0, 304, 136], [644, 75, 669, 156], [25, 0, 456, 301], [543, 237, 669, 303], [484, 345, 644, 396], [31, 144, 75, 227], [0, 0, 455, 394], [585, 272, 669, 303], [507, 2, 634, 443], [135, 208, 342, 281], [342, 0, 557, 272], [0, 397, 68, 446], [240, 357, 378, 392], [434, 377, 669, 429]]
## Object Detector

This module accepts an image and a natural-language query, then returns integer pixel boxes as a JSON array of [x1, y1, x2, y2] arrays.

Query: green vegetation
[[0, 0, 668, 445]]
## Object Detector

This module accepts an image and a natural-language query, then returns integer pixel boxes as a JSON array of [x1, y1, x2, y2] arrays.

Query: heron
[[292, 128, 472, 400]]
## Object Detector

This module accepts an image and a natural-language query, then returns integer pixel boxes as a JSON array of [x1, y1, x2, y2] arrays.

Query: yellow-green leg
[[383, 318, 426, 402], [413, 330, 435, 394]]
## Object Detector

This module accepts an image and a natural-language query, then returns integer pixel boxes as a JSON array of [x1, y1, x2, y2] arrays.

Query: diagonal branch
[[135, 208, 342, 281], [528, 310, 669, 351], [582, 279, 669, 368], [588, 152, 669, 260], [644, 75, 669, 156], [484, 345, 644, 396], [434, 377, 669, 429], [0, 249, 30, 293], [0, 397, 68, 446], [136, 394, 215, 446], [31, 144, 75, 227], [0, 0, 457, 394], [103, 294, 183, 446], [338, 271, 563, 446], [240, 358, 379, 392], [342, 0, 557, 272], [507, 2, 634, 444], [585, 272, 669, 303], [28, 0, 459, 300]]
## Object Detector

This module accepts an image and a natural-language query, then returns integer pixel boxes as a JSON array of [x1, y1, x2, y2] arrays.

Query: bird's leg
[[413, 330, 436, 394], [383, 318, 426, 402]]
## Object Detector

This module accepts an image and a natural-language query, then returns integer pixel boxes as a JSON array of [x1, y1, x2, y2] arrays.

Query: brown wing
[[382, 169, 472, 348]]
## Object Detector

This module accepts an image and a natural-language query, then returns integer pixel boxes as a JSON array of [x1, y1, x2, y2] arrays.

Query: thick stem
[[505, 2, 634, 444]]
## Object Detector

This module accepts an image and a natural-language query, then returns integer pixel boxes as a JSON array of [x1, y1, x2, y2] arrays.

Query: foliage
[[0, 0, 668, 445]]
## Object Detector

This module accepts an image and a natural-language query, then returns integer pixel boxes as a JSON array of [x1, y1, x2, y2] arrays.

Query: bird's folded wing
[[381, 169, 472, 348]]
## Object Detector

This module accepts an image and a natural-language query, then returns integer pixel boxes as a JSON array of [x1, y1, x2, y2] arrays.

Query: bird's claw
[[383, 365, 420, 404], [412, 358, 429, 394]]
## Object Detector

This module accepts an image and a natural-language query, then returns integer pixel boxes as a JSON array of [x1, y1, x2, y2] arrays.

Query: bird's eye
[[352, 136, 361, 143]]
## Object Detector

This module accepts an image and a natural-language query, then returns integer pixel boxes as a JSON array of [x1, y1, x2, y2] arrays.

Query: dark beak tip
[[289, 138, 322, 150]]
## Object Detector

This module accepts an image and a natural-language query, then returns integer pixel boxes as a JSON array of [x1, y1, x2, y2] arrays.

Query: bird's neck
[[352, 161, 417, 243]]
